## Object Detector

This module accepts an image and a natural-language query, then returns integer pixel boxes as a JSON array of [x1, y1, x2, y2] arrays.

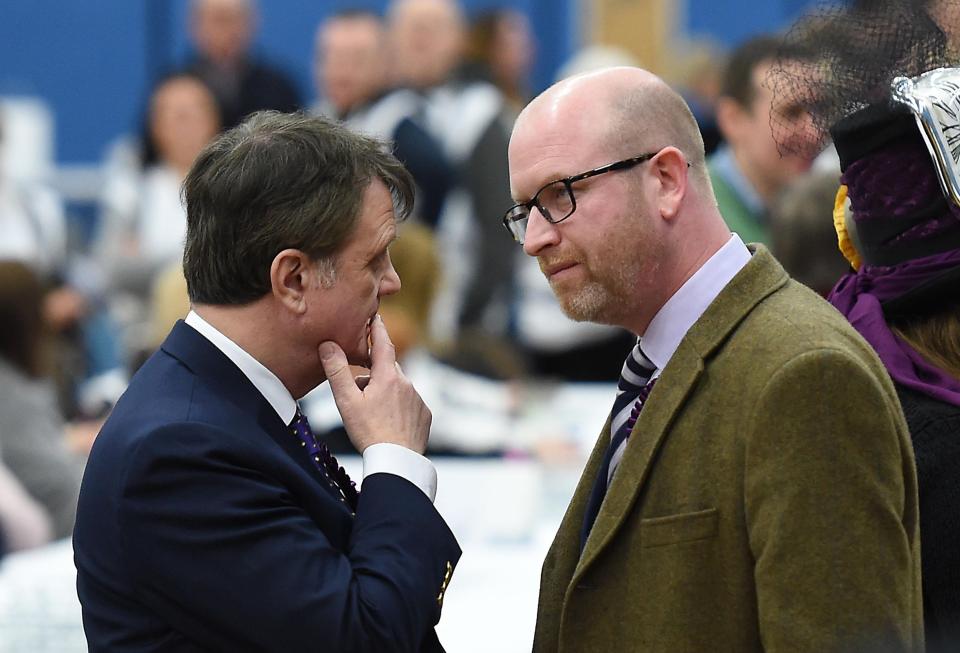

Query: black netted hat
[[771, 0, 960, 309]]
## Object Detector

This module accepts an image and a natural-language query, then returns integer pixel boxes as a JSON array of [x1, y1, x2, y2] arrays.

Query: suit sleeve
[[117, 424, 460, 653], [744, 349, 922, 653]]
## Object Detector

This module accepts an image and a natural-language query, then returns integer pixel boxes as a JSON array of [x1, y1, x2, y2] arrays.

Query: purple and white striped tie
[[579, 341, 657, 549], [606, 343, 657, 484]]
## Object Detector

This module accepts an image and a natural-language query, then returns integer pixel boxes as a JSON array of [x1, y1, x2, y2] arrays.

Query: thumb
[[319, 341, 358, 405]]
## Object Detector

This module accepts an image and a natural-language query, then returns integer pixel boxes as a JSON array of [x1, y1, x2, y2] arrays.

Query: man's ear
[[650, 146, 689, 220], [270, 249, 311, 315]]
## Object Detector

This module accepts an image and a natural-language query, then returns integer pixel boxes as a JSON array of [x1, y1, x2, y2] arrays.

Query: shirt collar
[[710, 145, 765, 217], [640, 234, 751, 371], [185, 310, 299, 425]]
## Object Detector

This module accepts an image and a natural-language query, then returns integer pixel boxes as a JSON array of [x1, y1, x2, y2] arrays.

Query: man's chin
[[560, 299, 625, 328], [345, 348, 371, 369]]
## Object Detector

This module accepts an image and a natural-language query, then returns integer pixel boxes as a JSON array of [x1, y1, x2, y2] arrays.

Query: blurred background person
[[387, 0, 518, 356], [183, 0, 301, 129], [768, 170, 852, 297], [666, 38, 726, 155], [1, 108, 126, 419], [96, 73, 220, 363], [0, 460, 53, 558], [0, 261, 89, 541], [313, 9, 453, 229], [710, 35, 819, 246], [463, 8, 535, 117]]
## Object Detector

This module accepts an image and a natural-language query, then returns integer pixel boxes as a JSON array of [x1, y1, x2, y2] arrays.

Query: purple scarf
[[829, 250, 960, 407]]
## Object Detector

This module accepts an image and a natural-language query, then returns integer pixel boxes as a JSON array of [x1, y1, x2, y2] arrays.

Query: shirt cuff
[[362, 443, 437, 503]]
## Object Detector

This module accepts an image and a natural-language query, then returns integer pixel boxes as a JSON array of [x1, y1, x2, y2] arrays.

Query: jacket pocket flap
[[640, 507, 718, 547]]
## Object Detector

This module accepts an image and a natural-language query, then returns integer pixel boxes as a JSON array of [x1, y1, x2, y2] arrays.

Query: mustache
[[538, 254, 582, 275], [539, 255, 571, 271]]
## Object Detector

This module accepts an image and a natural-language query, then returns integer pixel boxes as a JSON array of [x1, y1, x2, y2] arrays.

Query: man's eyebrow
[[513, 170, 567, 202]]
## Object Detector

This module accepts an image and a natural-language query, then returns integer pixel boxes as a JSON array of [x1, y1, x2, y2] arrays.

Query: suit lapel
[[574, 346, 704, 577], [566, 246, 790, 583], [160, 321, 348, 507]]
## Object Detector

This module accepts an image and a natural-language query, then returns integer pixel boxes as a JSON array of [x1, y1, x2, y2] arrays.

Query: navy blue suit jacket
[[75, 321, 461, 652]]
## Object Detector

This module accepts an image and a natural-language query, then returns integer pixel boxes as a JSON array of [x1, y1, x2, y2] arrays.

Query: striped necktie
[[290, 408, 359, 511], [580, 342, 656, 550]]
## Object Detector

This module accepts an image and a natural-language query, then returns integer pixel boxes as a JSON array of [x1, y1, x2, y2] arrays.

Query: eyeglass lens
[[537, 180, 575, 222]]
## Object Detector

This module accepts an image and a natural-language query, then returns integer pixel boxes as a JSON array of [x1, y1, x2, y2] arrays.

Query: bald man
[[505, 67, 923, 652]]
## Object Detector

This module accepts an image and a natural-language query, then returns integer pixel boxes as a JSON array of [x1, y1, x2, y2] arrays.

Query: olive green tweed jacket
[[533, 246, 923, 653]]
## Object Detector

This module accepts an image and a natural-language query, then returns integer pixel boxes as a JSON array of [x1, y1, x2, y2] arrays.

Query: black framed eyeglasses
[[502, 153, 658, 245]]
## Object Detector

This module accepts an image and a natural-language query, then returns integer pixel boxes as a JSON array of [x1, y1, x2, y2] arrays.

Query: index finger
[[368, 314, 398, 376]]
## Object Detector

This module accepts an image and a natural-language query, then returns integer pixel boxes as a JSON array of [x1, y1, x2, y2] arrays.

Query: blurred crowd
[[0, 0, 854, 559]]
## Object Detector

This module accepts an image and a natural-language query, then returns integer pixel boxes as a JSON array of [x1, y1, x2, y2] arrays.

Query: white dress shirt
[[185, 311, 437, 501], [608, 234, 752, 478]]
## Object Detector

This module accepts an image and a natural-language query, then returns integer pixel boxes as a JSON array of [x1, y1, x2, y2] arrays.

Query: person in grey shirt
[[0, 261, 85, 540]]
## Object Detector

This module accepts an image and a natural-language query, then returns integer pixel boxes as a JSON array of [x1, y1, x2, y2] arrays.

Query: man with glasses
[[507, 67, 923, 652]]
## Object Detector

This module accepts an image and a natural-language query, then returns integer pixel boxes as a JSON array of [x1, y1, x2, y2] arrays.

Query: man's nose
[[522, 207, 560, 257], [381, 259, 401, 297]]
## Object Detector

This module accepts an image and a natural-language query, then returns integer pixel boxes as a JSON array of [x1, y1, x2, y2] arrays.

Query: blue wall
[[684, 0, 819, 47], [0, 0, 577, 165], [0, 0, 817, 165]]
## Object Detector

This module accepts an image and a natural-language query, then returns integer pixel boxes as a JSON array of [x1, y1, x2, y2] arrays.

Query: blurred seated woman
[[0, 261, 88, 540], [96, 73, 220, 359]]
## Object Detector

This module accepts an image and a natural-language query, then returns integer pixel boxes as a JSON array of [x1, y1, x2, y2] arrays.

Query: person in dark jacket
[[776, 1, 960, 648], [184, 0, 301, 129]]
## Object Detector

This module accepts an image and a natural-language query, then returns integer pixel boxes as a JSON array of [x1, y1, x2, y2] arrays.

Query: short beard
[[556, 279, 614, 323]]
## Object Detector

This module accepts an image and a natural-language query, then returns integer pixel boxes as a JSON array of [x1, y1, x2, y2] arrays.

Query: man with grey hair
[[74, 112, 460, 652], [505, 67, 923, 651], [184, 0, 301, 128]]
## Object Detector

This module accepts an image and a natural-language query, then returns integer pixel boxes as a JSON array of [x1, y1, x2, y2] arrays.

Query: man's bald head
[[515, 67, 710, 190], [509, 67, 730, 334]]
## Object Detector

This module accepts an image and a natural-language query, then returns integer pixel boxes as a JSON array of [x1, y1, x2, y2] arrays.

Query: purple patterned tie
[[290, 408, 359, 511]]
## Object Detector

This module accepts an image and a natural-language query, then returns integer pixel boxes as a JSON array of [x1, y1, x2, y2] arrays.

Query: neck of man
[[193, 301, 322, 400], [631, 205, 732, 337]]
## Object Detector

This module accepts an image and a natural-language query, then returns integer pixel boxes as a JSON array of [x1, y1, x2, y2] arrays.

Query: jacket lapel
[[574, 346, 704, 577], [568, 246, 790, 582], [160, 321, 348, 506]]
